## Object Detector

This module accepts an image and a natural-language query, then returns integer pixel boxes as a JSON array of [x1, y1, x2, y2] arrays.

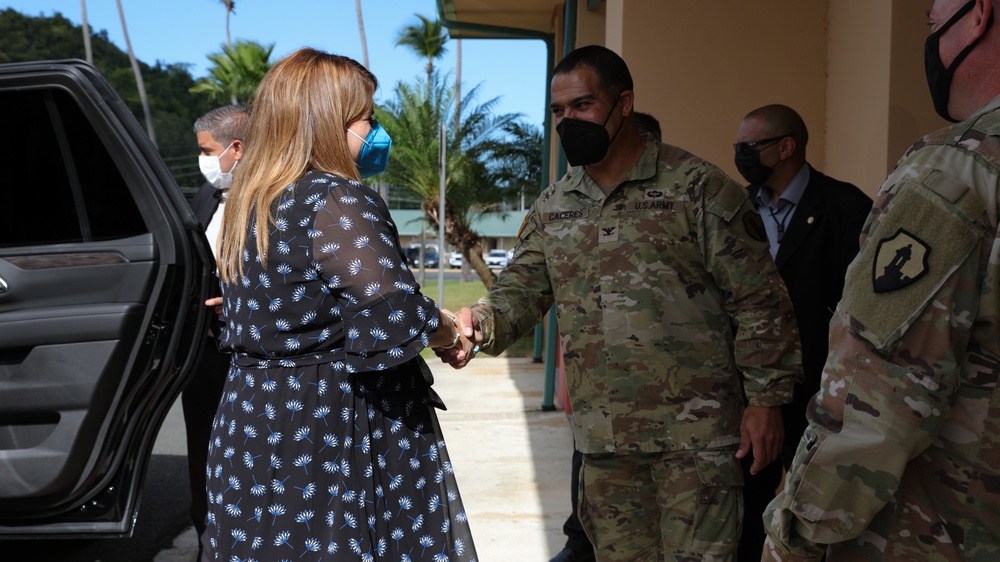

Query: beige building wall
[[888, 0, 946, 176], [824, 0, 939, 194], [602, 0, 828, 186], [552, 0, 941, 198]]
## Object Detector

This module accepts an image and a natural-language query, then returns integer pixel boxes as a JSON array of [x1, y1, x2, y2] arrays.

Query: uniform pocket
[[689, 450, 744, 555]]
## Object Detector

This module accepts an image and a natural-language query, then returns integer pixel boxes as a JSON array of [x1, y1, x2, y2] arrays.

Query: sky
[[1, 0, 550, 127]]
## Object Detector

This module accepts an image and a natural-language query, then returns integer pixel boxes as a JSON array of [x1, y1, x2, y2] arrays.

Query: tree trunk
[[226, 6, 236, 105], [225, 9, 232, 49], [80, 0, 92, 64], [116, 0, 156, 147], [355, 0, 370, 69], [423, 200, 497, 290], [454, 39, 461, 127], [464, 243, 496, 291]]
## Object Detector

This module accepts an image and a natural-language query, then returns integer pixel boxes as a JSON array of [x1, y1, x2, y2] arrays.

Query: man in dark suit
[[185, 104, 248, 561], [732, 103, 872, 560]]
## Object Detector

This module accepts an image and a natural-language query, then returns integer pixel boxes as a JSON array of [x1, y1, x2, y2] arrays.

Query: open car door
[[0, 60, 212, 536]]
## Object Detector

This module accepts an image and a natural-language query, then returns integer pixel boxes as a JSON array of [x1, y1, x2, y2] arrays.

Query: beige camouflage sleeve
[[763, 163, 988, 559], [472, 205, 555, 355], [701, 174, 802, 407]]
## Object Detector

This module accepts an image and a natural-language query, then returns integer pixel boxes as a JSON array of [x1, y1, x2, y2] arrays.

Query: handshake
[[434, 308, 484, 369]]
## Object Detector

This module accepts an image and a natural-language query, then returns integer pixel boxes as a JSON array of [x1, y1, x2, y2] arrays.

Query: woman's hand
[[205, 296, 224, 318]]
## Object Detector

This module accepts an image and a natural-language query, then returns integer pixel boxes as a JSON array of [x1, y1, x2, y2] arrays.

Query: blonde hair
[[217, 48, 378, 283]]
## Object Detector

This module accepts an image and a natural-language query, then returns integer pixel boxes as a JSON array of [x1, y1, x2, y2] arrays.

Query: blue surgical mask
[[348, 121, 392, 178]]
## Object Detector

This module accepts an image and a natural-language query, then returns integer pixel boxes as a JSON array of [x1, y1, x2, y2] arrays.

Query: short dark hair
[[554, 45, 633, 96], [193, 104, 250, 145]]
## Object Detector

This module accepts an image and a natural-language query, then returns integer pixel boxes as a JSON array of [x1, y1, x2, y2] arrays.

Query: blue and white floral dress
[[206, 170, 477, 562]]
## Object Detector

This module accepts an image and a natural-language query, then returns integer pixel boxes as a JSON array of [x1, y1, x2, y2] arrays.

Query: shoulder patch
[[742, 212, 768, 243], [706, 177, 747, 221], [840, 180, 979, 351], [872, 228, 930, 293]]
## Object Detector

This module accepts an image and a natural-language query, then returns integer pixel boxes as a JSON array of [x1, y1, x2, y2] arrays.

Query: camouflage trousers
[[578, 448, 743, 562]]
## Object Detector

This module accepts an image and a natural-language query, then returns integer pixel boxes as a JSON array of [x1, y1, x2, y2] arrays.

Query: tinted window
[[0, 88, 147, 248]]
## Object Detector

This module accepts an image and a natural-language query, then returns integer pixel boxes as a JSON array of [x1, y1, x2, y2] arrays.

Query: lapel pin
[[807, 216, 815, 224]]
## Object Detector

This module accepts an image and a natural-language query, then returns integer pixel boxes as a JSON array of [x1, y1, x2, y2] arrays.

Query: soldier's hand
[[456, 307, 483, 345], [434, 308, 479, 369], [736, 405, 784, 475]]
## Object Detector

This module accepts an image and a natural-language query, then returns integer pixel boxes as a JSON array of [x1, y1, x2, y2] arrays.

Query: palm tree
[[355, 0, 369, 69], [80, 0, 92, 64], [395, 14, 448, 87], [491, 121, 544, 210], [219, 0, 235, 49], [377, 72, 526, 288], [115, 0, 156, 146], [218, 1, 236, 103], [190, 40, 274, 105]]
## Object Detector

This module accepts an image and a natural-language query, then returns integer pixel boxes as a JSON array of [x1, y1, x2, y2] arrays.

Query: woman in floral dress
[[205, 48, 478, 562]]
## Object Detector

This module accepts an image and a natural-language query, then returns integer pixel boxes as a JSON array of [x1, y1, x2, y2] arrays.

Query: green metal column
[[541, 0, 577, 411]]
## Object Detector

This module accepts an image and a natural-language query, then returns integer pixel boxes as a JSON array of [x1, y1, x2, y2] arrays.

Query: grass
[[415, 276, 541, 360]]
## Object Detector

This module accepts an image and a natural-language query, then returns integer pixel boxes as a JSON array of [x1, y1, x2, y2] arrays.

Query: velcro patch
[[841, 180, 979, 351]]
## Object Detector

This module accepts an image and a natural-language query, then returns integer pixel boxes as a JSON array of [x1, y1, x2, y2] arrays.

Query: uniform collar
[[563, 139, 660, 200]]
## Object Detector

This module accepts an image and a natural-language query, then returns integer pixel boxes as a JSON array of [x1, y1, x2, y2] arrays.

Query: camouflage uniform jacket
[[473, 140, 801, 455], [763, 95, 1000, 561]]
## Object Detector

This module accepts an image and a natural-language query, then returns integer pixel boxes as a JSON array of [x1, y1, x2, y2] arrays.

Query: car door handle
[[0, 275, 7, 294]]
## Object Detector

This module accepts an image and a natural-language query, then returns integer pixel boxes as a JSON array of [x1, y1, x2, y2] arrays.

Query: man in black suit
[[732, 103, 872, 560], [185, 104, 248, 561]]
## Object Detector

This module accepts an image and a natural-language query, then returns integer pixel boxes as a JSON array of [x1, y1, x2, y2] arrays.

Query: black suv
[[0, 60, 211, 537]]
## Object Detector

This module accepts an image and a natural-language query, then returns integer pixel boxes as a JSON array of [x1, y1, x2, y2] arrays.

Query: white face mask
[[199, 142, 237, 189]]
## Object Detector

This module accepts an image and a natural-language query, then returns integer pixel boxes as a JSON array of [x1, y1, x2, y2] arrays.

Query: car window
[[0, 88, 147, 248]]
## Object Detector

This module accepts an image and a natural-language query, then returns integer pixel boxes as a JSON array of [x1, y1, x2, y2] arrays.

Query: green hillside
[[0, 8, 214, 191]]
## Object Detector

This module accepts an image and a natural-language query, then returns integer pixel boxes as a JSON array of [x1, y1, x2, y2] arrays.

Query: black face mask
[[734, 149, 774, 186], [924, 0, 994, 122], [556, 94, 623, 166]]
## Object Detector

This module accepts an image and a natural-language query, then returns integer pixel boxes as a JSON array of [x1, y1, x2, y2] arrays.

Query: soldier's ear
[[618, 90, 635, 117], [973, 0, 993, 40]]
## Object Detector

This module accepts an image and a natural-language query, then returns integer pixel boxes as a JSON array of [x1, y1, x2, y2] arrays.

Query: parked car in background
[[402, 247, 420, 268], [0, 60, 212, 537], [423, 252, 440, 269], [448, 251, 462, 268], [486, 249, 510, 269]]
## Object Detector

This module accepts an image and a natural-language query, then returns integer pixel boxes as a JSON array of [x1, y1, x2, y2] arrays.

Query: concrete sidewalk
[[155, 355, 575, 562]]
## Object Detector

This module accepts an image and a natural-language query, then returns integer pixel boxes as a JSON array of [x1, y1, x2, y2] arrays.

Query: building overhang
[[436, 0, 560, 40]]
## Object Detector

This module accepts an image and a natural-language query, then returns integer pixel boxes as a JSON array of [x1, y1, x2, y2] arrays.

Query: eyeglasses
[[733, 135, 789, 154]]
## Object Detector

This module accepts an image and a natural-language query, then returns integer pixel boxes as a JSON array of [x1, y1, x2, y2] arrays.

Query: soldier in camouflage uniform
[[763, 1, 1000, 560], [440, 45, 802, 561]]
